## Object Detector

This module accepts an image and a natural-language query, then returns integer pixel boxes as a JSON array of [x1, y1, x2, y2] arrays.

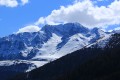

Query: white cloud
[[21, 0, 29, 5], [114, 27, 120, 30], [0, 0, 18, 7], [0, 0, 29, 7], [35, 0, 120, 29], [108, 26, 120, 32], [113, 27, 120, 33], [17, 25, 40, 33]]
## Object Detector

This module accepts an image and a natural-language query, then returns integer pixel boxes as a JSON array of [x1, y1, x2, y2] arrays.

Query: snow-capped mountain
[[0, 23, 109, 71], [14, 33, 120, 80]]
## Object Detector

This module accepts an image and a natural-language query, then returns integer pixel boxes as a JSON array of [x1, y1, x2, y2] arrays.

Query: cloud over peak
[[35, 0, 120, 29], [17, 25, 40, 33]]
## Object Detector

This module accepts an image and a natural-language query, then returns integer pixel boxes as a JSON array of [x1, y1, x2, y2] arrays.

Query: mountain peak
[[0, 23, 108, 61], [41, 23, 89, 36]]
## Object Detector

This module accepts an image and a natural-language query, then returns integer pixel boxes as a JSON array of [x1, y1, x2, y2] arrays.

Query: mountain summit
[[0, 23, 107, 60]]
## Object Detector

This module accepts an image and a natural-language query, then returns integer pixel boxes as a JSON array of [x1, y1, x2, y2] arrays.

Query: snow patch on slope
[[33, 33, 62, 59], [87, 33, 111, 48], [54, 33, 89, 57]]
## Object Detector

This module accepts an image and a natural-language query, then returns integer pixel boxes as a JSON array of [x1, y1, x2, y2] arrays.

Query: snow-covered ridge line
[[0, 23, 111, 71]]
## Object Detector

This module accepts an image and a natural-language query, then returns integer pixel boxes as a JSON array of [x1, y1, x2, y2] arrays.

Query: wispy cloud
[[21, 0, 29, 5]]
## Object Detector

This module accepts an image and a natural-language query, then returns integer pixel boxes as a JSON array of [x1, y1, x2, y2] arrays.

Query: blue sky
[[0, 0, 120, 37], [0, 0, 74, 37]]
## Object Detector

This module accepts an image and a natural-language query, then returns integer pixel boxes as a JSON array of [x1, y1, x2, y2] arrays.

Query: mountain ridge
[[10, 33, 120, 80], [0, 23, 110, 74], [0, 23, 108, 60]]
